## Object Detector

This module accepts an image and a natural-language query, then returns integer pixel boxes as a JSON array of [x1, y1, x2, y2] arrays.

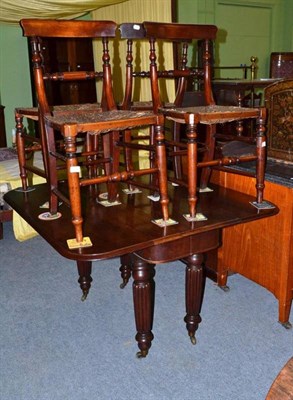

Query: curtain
[[92, 0, 174, 103], [0, 0, 128, 24]]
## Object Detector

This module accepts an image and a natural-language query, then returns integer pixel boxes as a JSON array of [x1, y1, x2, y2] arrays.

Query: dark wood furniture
[[0, 105, 7, 148], [266, 357, 293, 399], [6, 19, 279, 357], [212, 78, 281, 138], [15, 34, 99, 192], [142, 22, 269, 220], [270, 52, 293, 79], [4, 181, 278, 356], [212, 78, 280, 107], [34, 37, 97, 106], [20, 19, 170, 247]]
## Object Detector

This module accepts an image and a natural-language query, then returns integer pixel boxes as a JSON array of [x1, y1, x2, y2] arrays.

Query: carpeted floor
[[0, 222, 292, 400]]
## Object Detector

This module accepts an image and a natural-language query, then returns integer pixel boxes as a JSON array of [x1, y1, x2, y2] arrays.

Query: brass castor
[[190, 335, 196, 345], [81, 291, 88, 301], [136, 350, 148, 358]]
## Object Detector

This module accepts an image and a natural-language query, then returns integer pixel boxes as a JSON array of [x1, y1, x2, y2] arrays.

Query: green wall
[[0, 22, 32, 146], [177, 0, 293, 78], [0, 3, 292, 145]]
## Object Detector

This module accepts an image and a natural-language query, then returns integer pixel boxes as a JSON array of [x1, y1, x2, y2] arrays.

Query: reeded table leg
[[77, 260, 93, 301], [132, 255, 155, 358], [182, 253, 205, 345]]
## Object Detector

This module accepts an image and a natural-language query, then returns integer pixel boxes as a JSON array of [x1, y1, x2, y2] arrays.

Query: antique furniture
[[142, 21, 269, 221], [5, 19, 279, 357], [270, 52, 293, 79], [266, 357, 293, 399], [209, 79, 293, 327], [212, 78, 280, 107], [30, 36, 97, 106], [15, 34, 99, 192], [0, 105, 7, 148], [20, 19, 170, 248], [4, 181, 278, 356], [211, 169, 292, 327], [118, 22, 195, 188], [212, 78, 281, 138], [264, 79, 293, 162], [15, 103, 102, 193]]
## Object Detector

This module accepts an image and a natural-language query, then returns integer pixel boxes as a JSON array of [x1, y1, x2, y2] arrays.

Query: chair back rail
[[20, 19, 117, 38]]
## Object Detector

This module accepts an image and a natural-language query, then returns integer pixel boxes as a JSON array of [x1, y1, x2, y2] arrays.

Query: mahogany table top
[[4, 182, 278, 262]]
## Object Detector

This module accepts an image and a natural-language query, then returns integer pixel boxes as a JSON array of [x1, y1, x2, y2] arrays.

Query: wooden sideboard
[[210, 168, 292, 328]]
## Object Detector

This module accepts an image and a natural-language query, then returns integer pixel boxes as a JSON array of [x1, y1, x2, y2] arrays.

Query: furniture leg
[[77, 260, 92, 301], [199, 125, 216, 190], [155, 121, 169, 221], [64, 131, 84, 244], [214, 250, 230, 291], [46, 125, 60, 215], [186, 121, 198, 218], [122, 129, 136, 193], [119, 254, 132, 288], [255, 108, 266, 204], [172, 121, 184, 181], [106, 130, 120, 203], [182, 253, 205, 344], [15, 113, 29, 191], [132, 255, 155, 358], [279, 300, 292, 329]]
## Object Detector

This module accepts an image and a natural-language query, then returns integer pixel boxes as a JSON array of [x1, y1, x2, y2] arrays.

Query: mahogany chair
[[15, 103, 102, 193], [15, 30, 106, 192], [117, 23, 157, 194], [14, 107, 46, 191], [118, 22, 199, 189], [20, 19, 170, 249], [143, 21, 268, 221]]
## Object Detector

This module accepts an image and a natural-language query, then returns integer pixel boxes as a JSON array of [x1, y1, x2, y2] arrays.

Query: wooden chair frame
[[20, 19, 170, 248], [143, 21, 268, 220]]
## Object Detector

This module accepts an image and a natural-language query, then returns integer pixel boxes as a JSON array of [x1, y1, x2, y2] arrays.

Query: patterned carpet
[[0, 147, 18, 161]]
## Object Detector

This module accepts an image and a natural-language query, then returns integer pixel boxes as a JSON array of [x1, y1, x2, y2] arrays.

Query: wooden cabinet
[[210, 169, 293, 327]]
